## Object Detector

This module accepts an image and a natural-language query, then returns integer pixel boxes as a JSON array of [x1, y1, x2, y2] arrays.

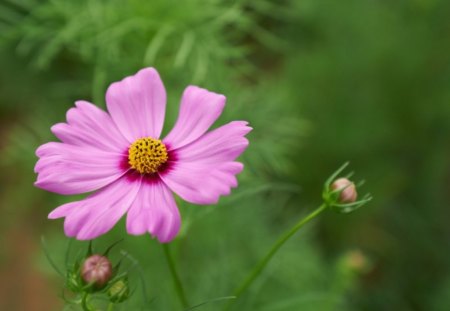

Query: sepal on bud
[[322, 162, 372, 213]]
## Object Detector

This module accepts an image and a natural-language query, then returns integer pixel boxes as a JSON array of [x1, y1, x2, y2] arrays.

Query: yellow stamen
[[128, 137, 168, 174]]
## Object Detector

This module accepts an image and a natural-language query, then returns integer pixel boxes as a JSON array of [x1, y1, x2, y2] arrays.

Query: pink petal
[[160, 121, 250, 204], [175, 121, 251, 164], [163, 86, 226, 149], [160, 161, 244, 205], [35, 142, 126, 195], [51, 100, 129, 153], [49, 175, 142, 240], [126, 178, 181, 243], [106, 68, 166, 142]]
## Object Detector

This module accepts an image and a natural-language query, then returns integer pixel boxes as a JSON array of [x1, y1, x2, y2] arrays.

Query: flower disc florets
[[128, 137, 168, 174]]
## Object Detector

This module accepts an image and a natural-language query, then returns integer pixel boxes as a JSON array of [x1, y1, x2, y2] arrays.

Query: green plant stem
[[81, 292, 91, 311], [223, 203, 328, 311], [162, 243, 189, 309], [106, 302, 115, 311]]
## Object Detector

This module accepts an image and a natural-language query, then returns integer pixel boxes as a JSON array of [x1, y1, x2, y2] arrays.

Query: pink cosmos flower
[[35, 68, 251, 243]]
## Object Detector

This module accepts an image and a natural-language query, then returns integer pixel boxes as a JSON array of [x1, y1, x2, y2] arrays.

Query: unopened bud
[[81, 254, 113, 288], [108, 278, 130, 303], [66, 268, 81, 292], [331, 178, 357, 203], [342, 250, 371, 274]]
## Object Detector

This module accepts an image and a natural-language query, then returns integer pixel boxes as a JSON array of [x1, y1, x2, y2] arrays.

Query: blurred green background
[[0, 0, 449, 310]]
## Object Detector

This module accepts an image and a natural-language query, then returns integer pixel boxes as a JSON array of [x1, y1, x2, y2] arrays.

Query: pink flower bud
[[342, 250, 371, 274], [331, 178, 357, 203], [81, 254, 113, 288], [347, 250, 368, 271]]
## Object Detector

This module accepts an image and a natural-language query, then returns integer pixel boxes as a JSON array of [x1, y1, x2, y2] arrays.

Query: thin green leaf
[[325, 162, 350, 188], [86, 240, 93, 257], [120, 250, 152, 307], [185, 296, 236, 311], [41, 236, 64, 277], [64, 238, 74, 267], [174, 31, 195, 68], [103, 238, 124, 256], [143, 25, 173, 65]]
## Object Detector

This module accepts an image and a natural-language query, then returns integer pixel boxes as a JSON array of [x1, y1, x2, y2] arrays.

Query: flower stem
[[106, 302, 115, 311], [162, 243, 189, 309], [223, 203, 328, 311], [80, 292, 91, 311]]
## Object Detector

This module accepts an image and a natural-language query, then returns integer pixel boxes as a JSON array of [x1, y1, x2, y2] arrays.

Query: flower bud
[[331, 178, 357, 203], [108, 278, 130, 303], [342, 250, 371, 274], [81, 254, 113, 288], [66, 268, 82, 292]]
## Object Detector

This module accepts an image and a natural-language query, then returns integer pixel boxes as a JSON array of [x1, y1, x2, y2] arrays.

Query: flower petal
[[160, 121, 250, 204], [163, 86, 226, 149], [106, 67, 166, 142], [35, 142, 126, 195], [48, 175, 141, 240], [160, 161, 244, 205], [51, 100, 129, 152], [126, 178, 181, 243], [175, 121, 251, 164]]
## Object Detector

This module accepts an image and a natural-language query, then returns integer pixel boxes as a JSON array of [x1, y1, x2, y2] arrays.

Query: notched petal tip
[[33, 180, 42, 188], [156, 233, 177, 244], [138, 67, 160, 77], [35, 142, 54, 157], [74, 100, 93, 109], [180, 85, 227, 115], [184, 85, 227, 102], [106, 67, 163, 97], [65, 107, 80, 125], [48, 202, 75, 219], [154, 217, 181, 243], [233, 121, 253, 134], [231, 162, 245, 174], [126, 217, 147, 236], [164, 85, 228, 149], [105, 67, 167, 141], [50, 122, 65, 134], [76, 232, 96, 241], [48, 210, 63, 220], [126, 181, 182, 242], [34, 160, 43, 173]]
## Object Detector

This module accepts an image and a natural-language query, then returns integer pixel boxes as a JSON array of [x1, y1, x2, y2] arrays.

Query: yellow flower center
[[128, 137, 168, 174]]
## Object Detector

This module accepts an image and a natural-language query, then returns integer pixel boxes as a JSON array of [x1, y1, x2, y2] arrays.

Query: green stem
[[224, 203, 328, 311], [80, 292, 91, 311], [162, 243, 189, 309], [106, 302, 115, 311]]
